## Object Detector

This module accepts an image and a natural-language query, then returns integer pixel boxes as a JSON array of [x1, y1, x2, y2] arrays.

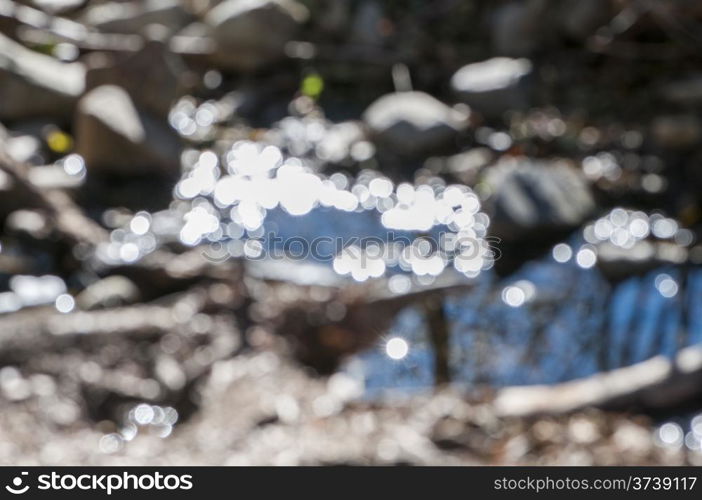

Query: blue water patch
[[347, 255, 702, 397]]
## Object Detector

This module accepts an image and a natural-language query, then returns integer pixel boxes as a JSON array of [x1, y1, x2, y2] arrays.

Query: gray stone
[[651, 115, 702, 149], [74, 85, 181, 176], [660, 75, 702, 105], [558, 0, 612, 40], [491, 0, 548, 57], [451, 57, 532, 119], [82, 0, 191, 35], [204, 0, 308, 71], [31, 0, 85, 15], [318, 0, 351, 35], [485, 158, 595, 241], [350, 1, 384, 46], [0, 33, 85, 121], [4, 134, 42, 164], [5, 210, 50, 240], [445, 148, 494, 185], [85, 39, 189, 119], [169, 21, 217, 56], [315, 121, 365, 163], [363, 91, 468, 155]]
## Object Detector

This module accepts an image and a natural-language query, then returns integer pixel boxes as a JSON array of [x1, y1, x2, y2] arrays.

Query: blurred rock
[[82, 0, 191, 35], [660, 75, 702, 105], [0, 249, 30, 276], [363, 91, 468, 155], [651, 115, 702, 149], [315, 121, 365, 164], [445, 147, 493, 185], [486, 159, 595, 242], [676, 0, 702, 19], [31, 0, 85, 15], [74, 85, 181, 176], [317, 0, 350, 35], [558, 0, 612, 40], [0, 171, 17, 223], [4, 134, 42, 164], [85, 39, 189, 119], [169, 21, 217, 56], [5, 209, 50, 240], [451, 57, 532, 120], [0, 33, 85, 121], [350, 1, 384, 46], [76, 276, 140, 310], [204, 0, 309, 71], [491, 0, 548, 57]]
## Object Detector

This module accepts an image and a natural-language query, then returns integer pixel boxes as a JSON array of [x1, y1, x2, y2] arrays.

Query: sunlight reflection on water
[[348, 242, 702, 398]]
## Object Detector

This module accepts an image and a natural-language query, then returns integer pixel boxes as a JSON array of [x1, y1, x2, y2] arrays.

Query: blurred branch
[[18, 26, 143, 52], [0, 151, 108, 246], [587, 39, 693, 60], [495, 344, 702, 417], [0, 284, 236, 363], [586, 0, 702, 59], [0, 0, 87, 42], [423, 295, 451, 386]]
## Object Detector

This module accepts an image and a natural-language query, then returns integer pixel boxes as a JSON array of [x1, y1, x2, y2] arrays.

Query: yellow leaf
[[47, 131, 73, 153]]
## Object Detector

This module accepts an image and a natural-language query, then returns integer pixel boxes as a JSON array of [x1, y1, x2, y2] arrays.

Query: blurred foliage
[[301, 72, 325, 99]]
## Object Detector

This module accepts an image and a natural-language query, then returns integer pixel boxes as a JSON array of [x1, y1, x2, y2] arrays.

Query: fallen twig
[[0, 151, 108, 246], [494, 345, 702, 417]]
